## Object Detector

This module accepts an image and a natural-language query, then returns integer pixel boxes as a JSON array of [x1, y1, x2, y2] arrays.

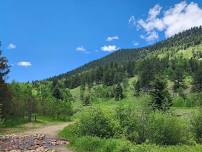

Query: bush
[[3, 116, 28, 127], [191, 109, 202, 143], [92, 85, 114, 99], [78, 107, 121, 138], [172, 96, 191, 107], [60, 124, 202, 152], [116, 105, 188, 145], [148, 112, 187, 145], [116, 105, 150, 144], [54, 101, 73, 121]]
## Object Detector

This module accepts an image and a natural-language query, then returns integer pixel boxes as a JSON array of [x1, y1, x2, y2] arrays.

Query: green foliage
[[150, 77, 172, 111], [60, 124, 202, 152], [170, 57, 186, 92], [4, 80, 74, 124], [0, 43, 11, 119], [92, 85, 114, 99], [54, 101, 73, 120], [114, 83, 124, 101], [191, 109, 202, 143], [73, 136, 132, 152], [133, 80, 141, 96], [172, 93, 202, 107], [116, 105, 150, 144], [3, 116, 28, 127], [78, 108, 121, 138], [82, 94, 91, 106], [52, 84, 64, 100], [192, 61, 202, 91], [148, 112, 187, 145]]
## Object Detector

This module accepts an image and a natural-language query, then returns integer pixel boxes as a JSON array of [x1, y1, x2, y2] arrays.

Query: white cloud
[[133, 42, 139, 46], [129, 16, 136, 25], [75, 46, 90, 54], [163, 1, 202, 37], [148, 4, 162, 21], [140, 31, 159, 42], [101, 45, 120, 52], [136, 1, 202, 41], [17, 61, 32, 67], [7, 43, 16, 49], [106, 36, 119, 42], [76, 46, 86, 52]]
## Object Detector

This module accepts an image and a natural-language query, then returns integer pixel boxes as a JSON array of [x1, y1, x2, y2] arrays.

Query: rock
[[0, 134, 68, 152]]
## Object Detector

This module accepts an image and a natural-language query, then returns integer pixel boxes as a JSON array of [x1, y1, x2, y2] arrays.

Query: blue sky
[[1, 0, 202, 82]]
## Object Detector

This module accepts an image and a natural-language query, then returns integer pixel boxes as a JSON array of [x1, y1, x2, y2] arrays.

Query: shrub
[[92, 85, 114, 99], [191, 109, 202, 143], [78, 107, 121, 138], [54, 101, 73, 120], [116, 105, 150, 144], [59, 123, 80, 141], [148, 112, 187, 145]]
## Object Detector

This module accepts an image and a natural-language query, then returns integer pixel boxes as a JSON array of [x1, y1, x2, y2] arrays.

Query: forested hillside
[[46, 26, 202, 90]]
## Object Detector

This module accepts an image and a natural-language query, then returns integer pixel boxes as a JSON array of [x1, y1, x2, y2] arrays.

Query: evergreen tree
[[0, 42, 10, 118], [126, 61, 134, 77], [172, 62, 185, 92], [193, 61, 202, 92], [52, 84, 64, 100], [133, 80, 141, 96], [80, 83, 85, 101], [0, 103, 3, 126], [114, 83, 124, 101], [83, 94, 91, 106], [150, 77, 172, 111]]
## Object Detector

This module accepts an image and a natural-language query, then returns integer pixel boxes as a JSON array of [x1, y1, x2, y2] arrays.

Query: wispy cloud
[[128, 16, 136, 25], [133, 42, 139, 46], [140, 31, 159, 42], [135, 1, 202, 42], [106, 36, 119, 42], [17, 61, 32, 67], [7, 43, 16, 49], [101, 45, 120, 52], [75, 46, 89, 53], [76, 46, 86, 52]]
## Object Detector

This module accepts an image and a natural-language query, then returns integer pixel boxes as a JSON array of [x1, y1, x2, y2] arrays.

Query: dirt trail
[[5, 122, 73, 152], [17, 122, 70, 138]]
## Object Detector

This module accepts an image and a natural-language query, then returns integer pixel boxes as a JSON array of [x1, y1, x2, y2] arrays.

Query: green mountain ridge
[[47, 26, 202, 85]]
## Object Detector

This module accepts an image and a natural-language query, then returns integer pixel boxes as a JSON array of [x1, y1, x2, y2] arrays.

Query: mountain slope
[[47, 26, 202, 82]]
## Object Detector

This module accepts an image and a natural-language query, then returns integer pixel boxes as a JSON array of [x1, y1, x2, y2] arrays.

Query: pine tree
[[114, 83, 124, 101], [133, 80, 141, 96], [52, 84, 64, 100], [0, 103, 3, 126], [172, 64, 185, 92], [80, 83, 85, 101], [193, 61, 202, 92], [0, 42, 10, 118], [150, 77, 172, 111]]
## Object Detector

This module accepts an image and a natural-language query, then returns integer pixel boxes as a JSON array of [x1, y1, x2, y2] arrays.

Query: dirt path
[[17, 122, 70, 138], [2, 122, 73, 152]]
